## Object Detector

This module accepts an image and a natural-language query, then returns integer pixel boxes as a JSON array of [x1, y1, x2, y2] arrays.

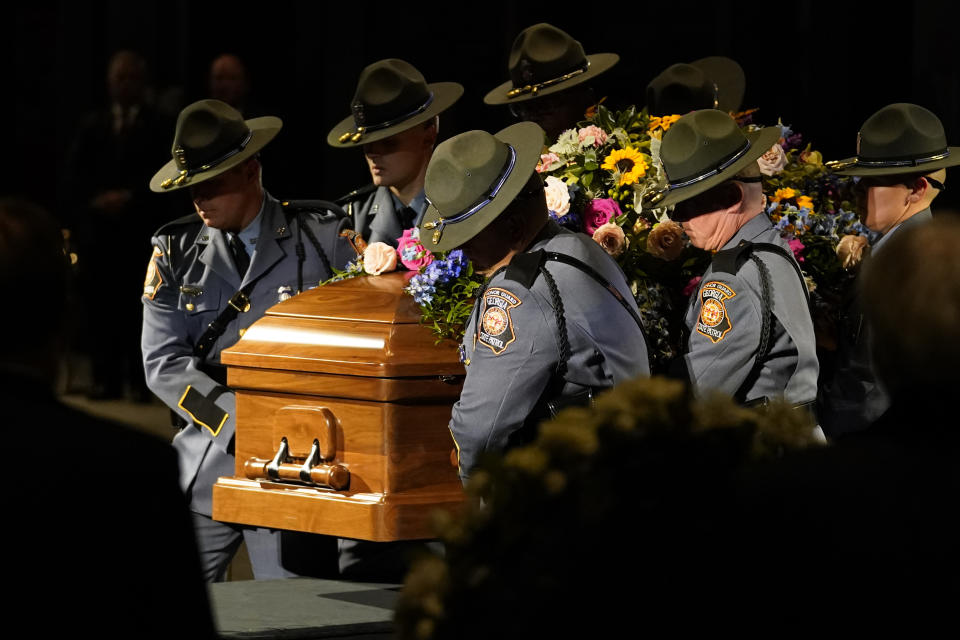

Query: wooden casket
[[212, 272, 466, 541]]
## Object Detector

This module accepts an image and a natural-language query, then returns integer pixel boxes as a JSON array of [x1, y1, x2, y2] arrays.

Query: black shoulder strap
[[333, 184, 377, 206], [193, 283, 256, 361], [282, 200, 342, 292], [504, 250, 651, 377], [710, 240, 810, 403]]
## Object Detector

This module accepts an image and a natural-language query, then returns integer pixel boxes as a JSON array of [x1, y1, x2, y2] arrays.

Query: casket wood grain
[[212, 272, 465, 541]]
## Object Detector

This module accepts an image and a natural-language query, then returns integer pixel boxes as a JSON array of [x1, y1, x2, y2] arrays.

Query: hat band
[[507, 61, 590, 100], [853, 148, 950, 168], [339, 92, 436, 144], [161, 131, 253, 190], [666, 139, 752, 190], [423, 145, 518, 245]]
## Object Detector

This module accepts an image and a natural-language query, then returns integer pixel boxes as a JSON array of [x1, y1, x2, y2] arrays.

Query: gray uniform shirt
[[683, 214, 819, 405], [450, 222, 651, 481], [141, 194, 357, 514], [342, 185, 428, 247]]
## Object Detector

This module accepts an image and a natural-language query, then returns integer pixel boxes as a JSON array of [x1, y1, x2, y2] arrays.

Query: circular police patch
[[482, 307, 509, 336], [700, 298, 725, 327]]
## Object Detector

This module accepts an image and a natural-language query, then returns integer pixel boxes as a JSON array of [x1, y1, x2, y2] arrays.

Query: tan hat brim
[[829, 147, 960, 176], [656, 126, 782, 209], [419, 121, 546, 253], [149, 116, 282, 193], [484, 53, 619, 106], [326, 82, 464, 148]]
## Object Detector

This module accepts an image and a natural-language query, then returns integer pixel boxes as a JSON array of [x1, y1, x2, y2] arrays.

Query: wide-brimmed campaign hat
[[646, 56, 745, 116], [327, 59, 463, 148], [419, 121, 545, 252], [150, 99, 281, 193], [829, 103, 960, 176], [484, 23, 619, 106], [653, 109, 781, 208]]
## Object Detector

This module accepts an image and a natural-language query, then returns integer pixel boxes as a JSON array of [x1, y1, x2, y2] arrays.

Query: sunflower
[[602, 147, 649, 186]]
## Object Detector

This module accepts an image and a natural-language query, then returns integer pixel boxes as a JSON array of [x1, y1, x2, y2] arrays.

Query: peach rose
[[757, 143, 787, 176], [592, 222, 628, 257], [363, 242, 398, 275], [646, 220, 685, 261], [544, 176, 571, 217], [537, 152, 562, 173], [836, 234, 869, 270], [577, 125, 608, 148]]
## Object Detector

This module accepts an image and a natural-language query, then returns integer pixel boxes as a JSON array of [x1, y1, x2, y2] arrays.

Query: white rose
[[544, 176, 571, 217], [757, 143, 787, 176]]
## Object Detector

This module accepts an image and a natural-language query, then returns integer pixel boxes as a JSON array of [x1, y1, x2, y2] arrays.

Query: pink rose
[[583, 198, 622, 235], [537, 152, 562, 173], [788, 238, 805, 263], [592, 222, 628, 257], [577, 125, 608, 148], [396, 228, 434, 271], [757, 143, 787, 176], [646, 220, 685, 261], [362, 242, 397, 275], [544, 176, 571, 217], [683, 276, 702, 297]]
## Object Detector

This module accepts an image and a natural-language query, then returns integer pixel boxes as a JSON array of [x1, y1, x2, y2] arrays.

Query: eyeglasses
[[855, 174, 947, 192]]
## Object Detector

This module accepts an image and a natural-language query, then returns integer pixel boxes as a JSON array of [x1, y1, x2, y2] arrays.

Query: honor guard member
[[645, 56, 746, 116], [818, 103, 957, 437], [329, 59, 463, 247], [418, 121, 651, 483], [654, 110, 819, 409], [141, 100, 359, 582], [483, 23, 619, 141]]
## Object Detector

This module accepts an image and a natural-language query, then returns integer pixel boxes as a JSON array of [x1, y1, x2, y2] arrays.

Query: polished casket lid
[[221, 272, 465, 378]]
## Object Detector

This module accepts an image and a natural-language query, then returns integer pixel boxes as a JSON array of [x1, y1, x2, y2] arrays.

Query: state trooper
[[328, 59, 462, 247], [142, 99, 359, 581], [818, 102, 957, 437], [483, 23, 619, 141], [654, 109, 819, 409], [418, 121, 651, 483]]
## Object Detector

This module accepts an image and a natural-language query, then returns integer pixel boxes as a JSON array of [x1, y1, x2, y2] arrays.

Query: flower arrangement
[[320, 227, 483, 343], [537, 104, 711, 370]]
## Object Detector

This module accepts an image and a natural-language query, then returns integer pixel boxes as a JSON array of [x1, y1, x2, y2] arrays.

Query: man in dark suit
[[0, 199, 215, 638]]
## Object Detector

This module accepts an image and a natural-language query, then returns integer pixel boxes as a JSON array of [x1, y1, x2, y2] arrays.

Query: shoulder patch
[[476, 287, 522, 355], [143, 246, 164, 300], [696, 280, 736, 343], [340, 228, 367, 256]]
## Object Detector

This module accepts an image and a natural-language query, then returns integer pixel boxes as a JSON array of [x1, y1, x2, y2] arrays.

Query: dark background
[[4, 0, 958, 226]]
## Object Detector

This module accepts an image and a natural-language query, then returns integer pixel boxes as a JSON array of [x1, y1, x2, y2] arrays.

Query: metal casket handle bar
[[244, 436, 350, 490]]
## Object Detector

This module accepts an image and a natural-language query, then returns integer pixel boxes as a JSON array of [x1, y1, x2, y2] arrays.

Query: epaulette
[[153, 212, 203, 236], [711, 240, 754, 275], [333, 183, 377, 205], [280, 199, 347, 220], [504, 250, 545, 289]]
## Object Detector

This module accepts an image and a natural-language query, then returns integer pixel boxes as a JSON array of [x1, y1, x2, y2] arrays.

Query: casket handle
[[243, 437, 350, 490]]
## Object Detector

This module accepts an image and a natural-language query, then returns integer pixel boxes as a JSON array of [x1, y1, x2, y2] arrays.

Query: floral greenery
[[318, 236, 483, 344], [405, 250, 484, 343], [539, 104, 710, 371], [539, 106, 872, 371], [394, 376, 823, 639]]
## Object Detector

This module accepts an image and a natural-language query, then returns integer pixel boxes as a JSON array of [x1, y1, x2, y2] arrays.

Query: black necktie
[[228, 234, 250, 277], [398, 206, 417, 230]]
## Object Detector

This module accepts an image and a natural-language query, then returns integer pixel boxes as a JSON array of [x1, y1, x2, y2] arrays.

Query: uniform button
[[185, 303, 195, 311], [238, 328, 246, 337]]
